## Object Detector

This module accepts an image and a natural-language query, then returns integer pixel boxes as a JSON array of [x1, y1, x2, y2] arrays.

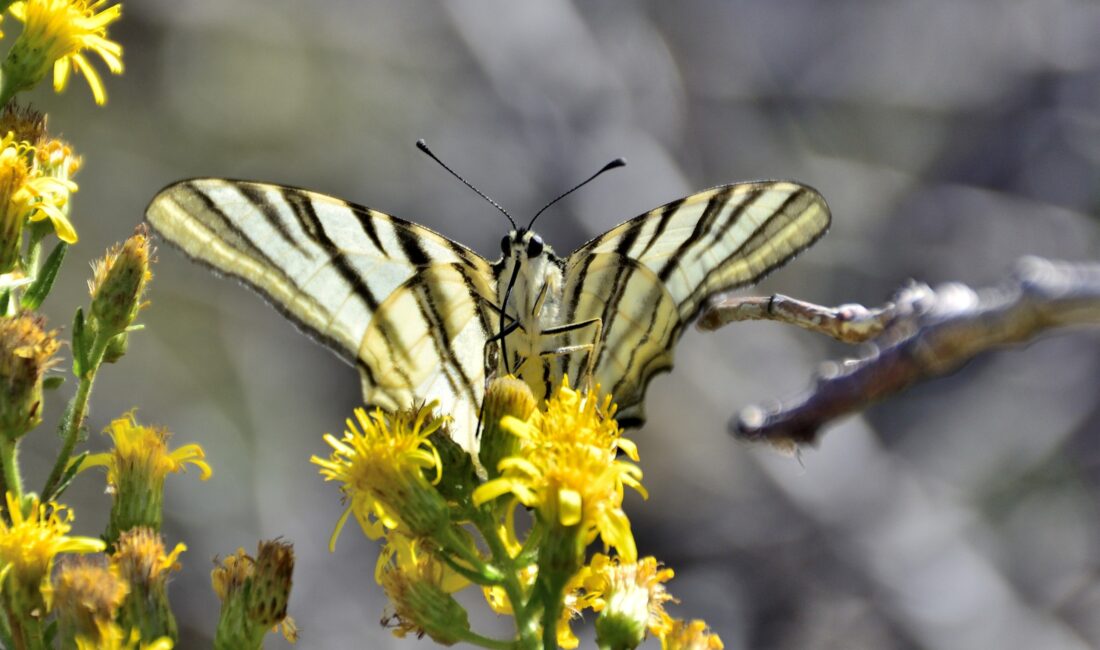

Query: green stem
[[0, 438, 21, 501], [452, 628, 516, 650], [5, 608, 45, 650], [41, 335, 106, 501], [5, 609, 26, 650], [472, 507, 541, 650], [540, 583, 562, 650]]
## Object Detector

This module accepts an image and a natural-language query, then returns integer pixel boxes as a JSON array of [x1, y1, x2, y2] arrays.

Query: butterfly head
[[500, 229, 548, 262]]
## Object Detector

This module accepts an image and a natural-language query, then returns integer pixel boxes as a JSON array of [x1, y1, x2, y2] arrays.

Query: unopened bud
[[53, 559, 128, 645], [478, 376, 536, 478], [212, 540, 297, 649], [89, 226, 152, 338], [111, 528, 183, 643], [0, 313, 58, 439]]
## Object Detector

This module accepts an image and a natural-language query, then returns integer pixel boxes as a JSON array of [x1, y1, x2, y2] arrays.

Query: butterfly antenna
[[526, 157, 626, 231], [417, 139, 517, 230]]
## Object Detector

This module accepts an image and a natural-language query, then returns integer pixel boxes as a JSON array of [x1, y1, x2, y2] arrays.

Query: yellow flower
[[660, 619, 723, 650], [75, 621, 173, 650], [377, 534, 470, 644], [0, 492, 105, 617], [312, 403, 450, 547], [473, 378, 645, 561], [84, 411, 212, 486], [82, 411, 210, 543], [0, 132, 77, 246], [583, 553, 677, 646], [6, 0, 123, 105]]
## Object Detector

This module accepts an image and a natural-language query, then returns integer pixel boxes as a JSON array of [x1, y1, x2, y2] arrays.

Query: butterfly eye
[[500, 235, 512, 256], [526, 234, 544, 258]]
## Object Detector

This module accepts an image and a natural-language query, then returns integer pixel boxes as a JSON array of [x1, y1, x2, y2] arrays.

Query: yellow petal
[[558, 488, 582, 526]]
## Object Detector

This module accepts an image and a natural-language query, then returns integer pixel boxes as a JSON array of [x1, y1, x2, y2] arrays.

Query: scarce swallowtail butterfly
[[145, 146, 830, 453]]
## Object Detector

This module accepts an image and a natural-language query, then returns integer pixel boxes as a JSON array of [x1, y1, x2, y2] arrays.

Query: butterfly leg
[[538, 317, 603, 390], [483, 318, 523, 376]]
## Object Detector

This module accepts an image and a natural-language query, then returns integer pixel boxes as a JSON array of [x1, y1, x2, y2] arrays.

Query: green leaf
[[47, 451, 87, 502], [20, 241, 67, 310], [42, 619, 57, 646], [43, 375, 64, 390], [71, 308, 87, 377], [0, 289, 9, 316]]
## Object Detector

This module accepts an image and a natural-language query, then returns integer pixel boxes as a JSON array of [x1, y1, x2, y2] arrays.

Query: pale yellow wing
[[145, 178, 497, 446], [565, 181, 830, 426]]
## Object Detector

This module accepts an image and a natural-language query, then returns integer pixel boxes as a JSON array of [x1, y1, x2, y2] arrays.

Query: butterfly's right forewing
[[146, 179, 497, 445]]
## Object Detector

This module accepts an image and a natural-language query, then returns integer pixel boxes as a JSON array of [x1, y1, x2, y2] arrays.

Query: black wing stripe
[[281, 189, 416, 390], [680, 187, 813, 315], [702, 186, 761, 253], [357, 209, 389, 253], [236, 183, 307, 255], [182, 183, 286, 275], [635, 197, 683, 258], [396, 225, 432, 266], [656, 186, 742, 283]]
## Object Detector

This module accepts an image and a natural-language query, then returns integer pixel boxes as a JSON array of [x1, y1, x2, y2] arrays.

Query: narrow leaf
[[20, 241, 67, 310], [71, 308, 86, 377], [48, 451, 88, 501]]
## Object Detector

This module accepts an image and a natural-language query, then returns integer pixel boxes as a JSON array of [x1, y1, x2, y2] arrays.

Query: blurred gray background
[[20, 1, 1100, 648]]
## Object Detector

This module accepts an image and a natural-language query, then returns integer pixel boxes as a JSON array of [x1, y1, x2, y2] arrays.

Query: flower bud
[[89, 226, 152, 338], [478, 376, 536, 478], [53, 558, 129, 645], [378, 537, 469, 645], [0, 313, 58, 439], [212, 540, 297, 649], [428, 422, 478, 503], [0, 104, 46, 148], [111, 528, 184, 644]]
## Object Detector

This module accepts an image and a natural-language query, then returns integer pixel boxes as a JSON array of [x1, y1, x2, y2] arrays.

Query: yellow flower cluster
[[0, 492, 105, 615], [474, 376, 645, 561], [0, 131, 78, 252], [314, 375, 723, 648], [6, 0, 123, 104]]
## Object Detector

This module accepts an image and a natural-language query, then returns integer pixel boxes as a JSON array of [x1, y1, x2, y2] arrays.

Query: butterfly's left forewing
[[146, 179, 498, 448], [562, 181, 830, 426]]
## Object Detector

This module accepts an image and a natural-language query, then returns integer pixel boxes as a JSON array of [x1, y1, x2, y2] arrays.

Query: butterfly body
[[146, 176, 830, 452]]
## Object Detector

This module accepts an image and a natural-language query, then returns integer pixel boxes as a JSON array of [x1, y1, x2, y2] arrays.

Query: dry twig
[[701, 256, 1100, 449]]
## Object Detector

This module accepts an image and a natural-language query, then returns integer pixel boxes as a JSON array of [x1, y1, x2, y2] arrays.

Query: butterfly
[[145, 159, 829, 452]]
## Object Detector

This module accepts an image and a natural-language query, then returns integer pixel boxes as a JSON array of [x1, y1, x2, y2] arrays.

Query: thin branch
[[700, 256, 1100, 449]]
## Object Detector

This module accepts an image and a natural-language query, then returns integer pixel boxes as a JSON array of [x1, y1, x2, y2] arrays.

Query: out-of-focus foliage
[[26, 2, 1100, 647]]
